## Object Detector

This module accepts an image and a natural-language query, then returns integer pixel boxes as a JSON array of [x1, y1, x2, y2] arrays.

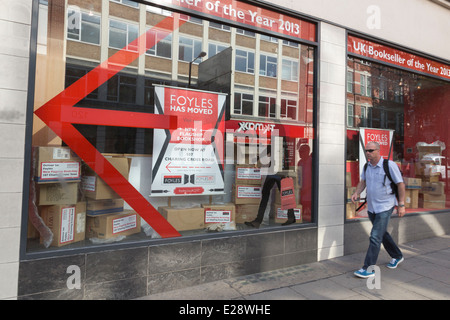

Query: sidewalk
[[136, 235, 450, 300]]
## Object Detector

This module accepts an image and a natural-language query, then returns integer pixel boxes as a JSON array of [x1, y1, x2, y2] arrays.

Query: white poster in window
[[151, 85, 226, 196]]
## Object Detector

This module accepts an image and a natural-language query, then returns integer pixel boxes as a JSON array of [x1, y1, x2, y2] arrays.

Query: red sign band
[[348, 35, 450, 81]]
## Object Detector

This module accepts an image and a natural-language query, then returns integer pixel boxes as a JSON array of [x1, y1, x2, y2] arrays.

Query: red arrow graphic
[[34, 16, 187, 238]]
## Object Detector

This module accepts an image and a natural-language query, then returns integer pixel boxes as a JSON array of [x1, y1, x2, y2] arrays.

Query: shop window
[[26, 0, 317, 255], [346, 56, 450, 221], [67, 9, 100, 45]]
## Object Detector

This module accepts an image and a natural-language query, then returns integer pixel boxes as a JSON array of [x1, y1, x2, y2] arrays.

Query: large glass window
[[346, 57, 450, 220], [26, 0, 316, 255]]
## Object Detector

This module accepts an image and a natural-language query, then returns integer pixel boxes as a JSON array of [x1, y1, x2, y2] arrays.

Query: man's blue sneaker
[[354, 268, 375, 278], [387, 257, 404, 269]]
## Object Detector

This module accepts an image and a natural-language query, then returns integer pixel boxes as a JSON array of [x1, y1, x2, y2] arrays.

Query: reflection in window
[[109, 19, 139, 51], [208, 42, 227, 58], [282, 59, 299, 81], [260, 54, 277, 77], [234, 92, 253, 115], [146, 28, 172, 58], [281, 98, 297, 120], [346, 56, 450, 221], [259, 96, 276, 118], [107, 74, 137, 104], [178, 36, 203, 62], [67, 9, 100, 45], [235, 49, 255, 73]]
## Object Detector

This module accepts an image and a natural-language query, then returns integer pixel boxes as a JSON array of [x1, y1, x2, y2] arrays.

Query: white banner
[[151, 85, 226, 196]]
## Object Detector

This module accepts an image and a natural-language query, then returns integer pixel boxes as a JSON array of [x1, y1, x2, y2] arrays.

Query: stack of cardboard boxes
[[34, 147, 141, 247], [234, 164, 262, 223], [404, 177, 421, 208], [415, 144, 446, 209], [82, 156, 141, 239], [34, 146, 85, 247]]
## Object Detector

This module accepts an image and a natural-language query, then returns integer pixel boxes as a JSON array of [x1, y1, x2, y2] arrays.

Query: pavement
[[136, 235, 450, 300]]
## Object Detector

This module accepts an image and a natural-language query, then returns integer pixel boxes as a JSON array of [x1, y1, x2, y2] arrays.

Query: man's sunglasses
[[365, 149, 378, 153]]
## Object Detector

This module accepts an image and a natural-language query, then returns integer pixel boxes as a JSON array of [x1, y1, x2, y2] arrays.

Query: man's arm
[[397, 182, 406, 217], [351, 180, 366, 203]]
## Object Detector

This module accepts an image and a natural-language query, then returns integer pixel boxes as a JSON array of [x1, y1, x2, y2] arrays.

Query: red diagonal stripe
[[35, 16, 188, 238]]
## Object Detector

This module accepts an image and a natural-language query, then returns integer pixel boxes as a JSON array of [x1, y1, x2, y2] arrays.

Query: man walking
[[351, 141, 406, 278]]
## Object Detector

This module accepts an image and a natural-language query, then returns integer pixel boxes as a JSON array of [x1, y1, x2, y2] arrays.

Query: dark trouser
[[253, 175, 294, 223], [363, 207, 403, 269]]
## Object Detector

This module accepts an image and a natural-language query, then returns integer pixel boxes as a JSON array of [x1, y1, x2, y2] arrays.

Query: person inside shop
[[297, 143, 312, 222], [351, 141, 406, 279], [245, 145, 296, 228]]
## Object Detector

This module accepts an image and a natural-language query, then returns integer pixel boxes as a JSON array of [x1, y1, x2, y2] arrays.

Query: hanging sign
[[151, 85, 226, 196], [348, 35, 450, 81]]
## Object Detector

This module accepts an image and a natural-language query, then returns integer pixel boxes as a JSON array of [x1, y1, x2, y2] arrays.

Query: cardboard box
[[420, 200, 446, 209], [202, 203, 235, 224], [81, 157, 129, 200], [159, 206, 204, 231], [404, 177, 422, 189], [416, 174, 440, 183], [234, 184, 262, 204], [37, 182, 79, 205], [40, 202, 86, 247], [421, 182, 445, 195], [346, 187, 356, 201], [419, 193, 446, 209], [417, 145, 442, 161], [235, 164, 262, 185], [34, 146, 81, 183], [405, 189, 419, 209], [235, 204, 259, 223], [346, 172, 352, 187], [86, 210, 141, 239], [273, 204, 302, 224], [346, 201, 356, 219], [421, 193, 446, 202], [86, 198, 124, 216]]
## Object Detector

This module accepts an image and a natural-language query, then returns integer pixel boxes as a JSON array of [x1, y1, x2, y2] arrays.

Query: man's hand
[[351, 192, 359, 203], [398, 205, 406, 217]]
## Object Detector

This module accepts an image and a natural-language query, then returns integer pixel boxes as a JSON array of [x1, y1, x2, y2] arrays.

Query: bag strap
[[383, 159, 394, 184]]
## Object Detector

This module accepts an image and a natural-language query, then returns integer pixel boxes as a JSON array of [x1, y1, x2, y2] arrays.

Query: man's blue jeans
[[363, 207, 403, 269]]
